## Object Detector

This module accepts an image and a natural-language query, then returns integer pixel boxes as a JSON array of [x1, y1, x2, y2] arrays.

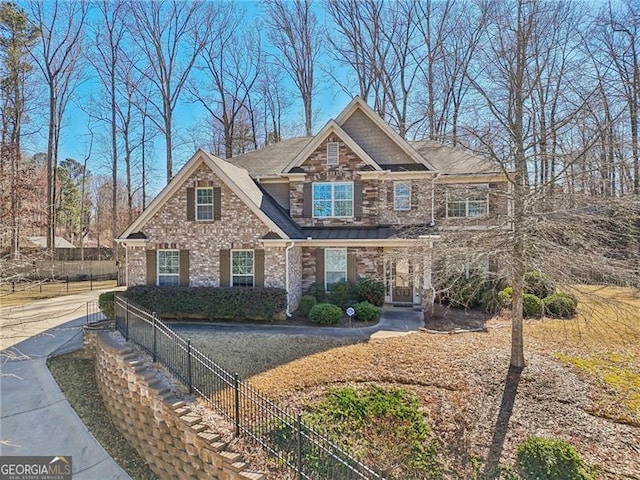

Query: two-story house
[[117, 97, 508, 313]]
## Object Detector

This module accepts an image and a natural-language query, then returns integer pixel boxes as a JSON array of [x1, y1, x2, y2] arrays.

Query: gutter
[[285, 241, 296, 317]]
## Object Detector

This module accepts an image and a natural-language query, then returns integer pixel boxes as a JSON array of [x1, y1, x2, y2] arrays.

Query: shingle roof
[[255, 184, 304, 239], [410, 140, 502, 175], [302, 227, 395, 240], [227, 137, 312, 177]]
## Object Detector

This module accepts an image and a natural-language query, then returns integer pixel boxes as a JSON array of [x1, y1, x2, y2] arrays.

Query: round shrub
[[353, 301, 382, 322], [355, 278, 385, 307], [298, 295, 317, 318], [498, 286, 513, 306], [523, 293, 543, 318], [306, 283, 326, 303], [329, 281, 355, 310], [516, 436, 592, 480], [543, 293, 578, 318], [98, 291, 116, 319], [524, 270, 556, 299], [309, 303, 343, 325]]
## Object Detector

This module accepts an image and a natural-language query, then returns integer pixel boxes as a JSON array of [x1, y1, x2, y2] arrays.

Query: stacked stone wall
[[90, 331, 264, 480]]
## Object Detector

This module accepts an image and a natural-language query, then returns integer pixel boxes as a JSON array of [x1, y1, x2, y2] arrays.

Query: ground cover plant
[[246, 286, 640, 478]]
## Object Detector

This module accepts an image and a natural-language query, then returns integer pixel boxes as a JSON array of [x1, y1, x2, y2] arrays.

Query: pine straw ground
[[246, 287, 640, 479]]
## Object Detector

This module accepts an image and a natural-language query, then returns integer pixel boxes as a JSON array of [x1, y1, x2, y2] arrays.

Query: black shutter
[[186, 188, 195, 221], [347, 249, 357, 284], [146, 250, 156, 286], [179, 250, 189, 286], [411, 181, 418, 210], [213, 187, 222, 220], [354, 181, 363, 219], [387, 182, 394, 206], [315, 248, 324, 287], [220, 249, 230, 287], [303, 183, 313, 218], [254, 249, 265, 288]]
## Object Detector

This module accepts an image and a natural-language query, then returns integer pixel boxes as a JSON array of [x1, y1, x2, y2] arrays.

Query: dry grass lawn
[[0, 279, 116, 308], [246, 286, 640, 479]]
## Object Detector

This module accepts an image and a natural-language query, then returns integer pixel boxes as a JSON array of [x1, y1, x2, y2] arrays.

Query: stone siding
[[287, 246, 303, 311], [90, 331, 264, 480], [126, 163, 286, 289], [301, 246, 383, 292], [378, 178, 434, 226], [433, 181, 510, 228], [290, 136, 380, 227]]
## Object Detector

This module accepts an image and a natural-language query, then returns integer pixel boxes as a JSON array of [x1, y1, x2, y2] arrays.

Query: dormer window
[[327, 142, 339, 165]]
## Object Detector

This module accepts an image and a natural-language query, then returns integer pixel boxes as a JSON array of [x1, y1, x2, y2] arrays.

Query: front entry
[[386, 258, 413, 304]]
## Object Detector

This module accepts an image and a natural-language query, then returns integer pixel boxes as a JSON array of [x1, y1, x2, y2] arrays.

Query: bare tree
[[190, 7, 261, 159], [128, 0, 212, 183], [264, 0, 320, 137], [28, 0, 87, 255]]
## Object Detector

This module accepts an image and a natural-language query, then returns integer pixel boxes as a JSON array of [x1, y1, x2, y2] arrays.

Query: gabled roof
[[411, 140, 503, 175], [228, 137, 311, 177], [282, 120, 382, 173], [335, 97, 436, 170], [26, 236, 75, 249], [118, 149, 296, 241]]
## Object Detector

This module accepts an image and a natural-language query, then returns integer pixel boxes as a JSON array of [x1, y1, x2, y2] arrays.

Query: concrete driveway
[[0, 289, 130, 480]]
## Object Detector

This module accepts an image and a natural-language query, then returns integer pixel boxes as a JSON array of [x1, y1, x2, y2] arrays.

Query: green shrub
[[306, 283, 327, 303], [123, 286, 286, 321], [523, 294, 544, 318], [516, 436, 592, 480], [435, 273, 486, 309], [524, 270, 556, 299], [298, 295, 317, 317], [353, 301, 381, 322], [543, 293, 578, 318], [498, 286, 513, 307], [309, 303, 343, 325], [98, 291, 116, 319], [329, 281, 355, 310], [355, 278, 385, 307]]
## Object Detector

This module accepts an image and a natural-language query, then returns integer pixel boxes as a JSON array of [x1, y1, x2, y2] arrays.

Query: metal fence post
[[66, 276, 69, 293], [234, 373, 240, 436], [124, 299, 129, 340], [152, 312, 157, 362], [187, 339, 193, 394], [297, 414, 303, 479], [86, 302, 89, 324]]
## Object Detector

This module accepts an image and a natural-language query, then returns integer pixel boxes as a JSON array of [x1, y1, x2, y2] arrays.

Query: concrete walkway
[[170, 305, 424, 339], [0, 290, 131, 480]]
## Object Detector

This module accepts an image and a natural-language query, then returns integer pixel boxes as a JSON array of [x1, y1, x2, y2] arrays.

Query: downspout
[[430, 173, 442, 226], [285, 241, 295, 317]]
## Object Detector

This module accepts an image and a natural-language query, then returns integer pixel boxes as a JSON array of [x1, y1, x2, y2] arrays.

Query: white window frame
[[327, 142, 339, 165], [325, 248, 347, 290], [157, 249, 180, 286], [231, 249, 254, 287], [446, 184, 489, 218], [393, 181, 411, 211], [312, 182, 354, 218], [196, 187, 214, 221]]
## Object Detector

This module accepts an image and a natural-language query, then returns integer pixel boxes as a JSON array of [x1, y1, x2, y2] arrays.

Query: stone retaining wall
[[89, 330, 264, 480]]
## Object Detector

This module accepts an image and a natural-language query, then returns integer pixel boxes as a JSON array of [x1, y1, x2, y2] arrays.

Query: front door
[[391, 258, 413, 304]]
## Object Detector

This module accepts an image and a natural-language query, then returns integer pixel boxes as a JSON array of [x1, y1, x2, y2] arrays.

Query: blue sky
[[21, 0, 354, 197]]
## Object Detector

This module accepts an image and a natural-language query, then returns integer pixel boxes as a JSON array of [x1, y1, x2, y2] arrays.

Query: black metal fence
[[114, 295, 384, 480]]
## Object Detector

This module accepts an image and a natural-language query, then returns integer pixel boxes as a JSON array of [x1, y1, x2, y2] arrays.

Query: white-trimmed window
[[394, 181, 411, 211], [446, 184, 489, 218], [231, 250, 254, 287], [325, 248, 347, 289], [157, 250, 180, 286], [313, 182, 353, 218], [196, 187, 213, 221], [327, 142, 339, 165]]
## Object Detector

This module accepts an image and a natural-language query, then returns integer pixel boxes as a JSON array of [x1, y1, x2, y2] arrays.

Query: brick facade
[[126, 164, 287, 289], [301, 246, 383, 292]]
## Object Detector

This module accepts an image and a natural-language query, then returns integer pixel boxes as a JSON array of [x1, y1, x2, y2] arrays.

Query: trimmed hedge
[[543, 293, 578, 318], [353, 301, 381, 322], [523, 293, 544, 318], [298, 295, 317, 317], [123, 285, 286, 321], [306, 283, 327, 303], [309, 303, 343, 325], [516, 436, 592, 480], [355, 278, 385, 307], [98, 291, 116, 319], [524, 271, 556, 299]]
